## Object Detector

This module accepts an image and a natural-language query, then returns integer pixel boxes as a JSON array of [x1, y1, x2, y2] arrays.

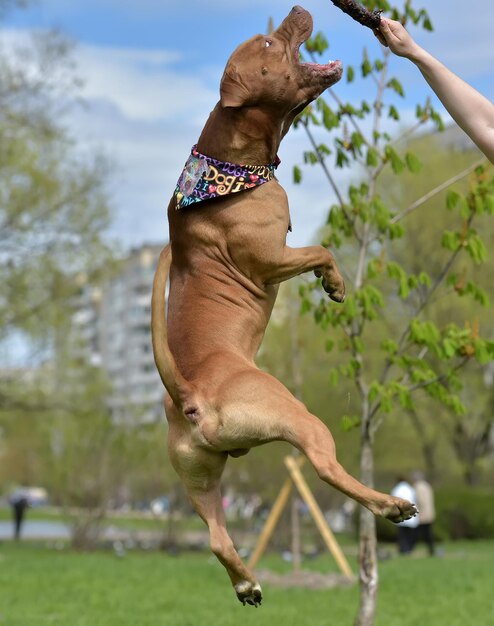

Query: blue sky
[[3, 0, 494, 248]]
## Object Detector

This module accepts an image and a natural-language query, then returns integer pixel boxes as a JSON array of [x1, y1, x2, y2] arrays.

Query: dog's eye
[[264, 40, 272, 48]]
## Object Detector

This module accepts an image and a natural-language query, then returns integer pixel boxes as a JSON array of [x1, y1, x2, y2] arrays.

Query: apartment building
[[71, 243, 166, 423]]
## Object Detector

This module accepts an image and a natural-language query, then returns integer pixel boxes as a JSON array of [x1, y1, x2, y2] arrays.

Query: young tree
[[295, 1, 494, 623]]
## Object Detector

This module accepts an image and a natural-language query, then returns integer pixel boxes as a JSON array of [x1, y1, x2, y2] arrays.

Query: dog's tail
[[151, 245, 193, 409]]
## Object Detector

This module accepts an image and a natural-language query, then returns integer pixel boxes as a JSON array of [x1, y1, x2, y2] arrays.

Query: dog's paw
[[315, 269, 346, 303], [325, 285, 345, 304], [374, 497, 419, 523], [235, 581, 262, 607], [325, 279, 346, 303]]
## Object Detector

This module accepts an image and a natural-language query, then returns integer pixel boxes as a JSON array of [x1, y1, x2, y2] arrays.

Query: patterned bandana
[[174, 145, 280, 210]]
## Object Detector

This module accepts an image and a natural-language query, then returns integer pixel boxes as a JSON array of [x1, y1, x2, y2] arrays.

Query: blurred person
[[9, 491, 29, 541], [391, 476, 419, 554], [412, 471, 436, 556], [375, 18, 494, 164]]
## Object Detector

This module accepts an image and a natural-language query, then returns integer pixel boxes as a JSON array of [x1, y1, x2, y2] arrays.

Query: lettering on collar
[[174, 146, 280, 210]]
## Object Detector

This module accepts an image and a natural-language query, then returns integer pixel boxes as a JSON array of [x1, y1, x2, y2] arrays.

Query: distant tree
[[294, 1, 494, 623], [0, 9, 115, 357], [378, 131, 494, 486], [0, 2, 116, 536]]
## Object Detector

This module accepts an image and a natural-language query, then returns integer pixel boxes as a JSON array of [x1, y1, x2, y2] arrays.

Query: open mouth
[[300, 59, 343, 76], [294, 31, 343, 80], [297, 51, 343, 81], [283, 8, 343, 84]]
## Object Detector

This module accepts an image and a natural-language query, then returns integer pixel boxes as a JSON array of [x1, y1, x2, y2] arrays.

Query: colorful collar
[[174, 146, 280, 209]]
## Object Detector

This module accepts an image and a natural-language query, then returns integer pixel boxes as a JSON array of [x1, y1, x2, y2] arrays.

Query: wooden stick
[[247, 456, 305, 569], [284, 455, 354, 579], [330, 0, 382, 30]]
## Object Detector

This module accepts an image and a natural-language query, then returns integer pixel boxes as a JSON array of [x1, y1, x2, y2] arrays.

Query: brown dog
[[152, 6, 416, 606]]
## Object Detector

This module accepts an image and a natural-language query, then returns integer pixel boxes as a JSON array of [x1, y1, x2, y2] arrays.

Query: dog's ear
[[220, 65, 249, 108]]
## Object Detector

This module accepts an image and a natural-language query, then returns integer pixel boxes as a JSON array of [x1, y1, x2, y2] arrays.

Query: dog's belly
[[167, 264, 277, 380], [166, 181, 290, 380]]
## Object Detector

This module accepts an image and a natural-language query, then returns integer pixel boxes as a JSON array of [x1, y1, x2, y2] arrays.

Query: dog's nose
[[291, 5, 305, 14]]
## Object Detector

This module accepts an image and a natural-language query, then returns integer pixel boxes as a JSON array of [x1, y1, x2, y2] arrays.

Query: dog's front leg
[[265, 245, 345, 302]]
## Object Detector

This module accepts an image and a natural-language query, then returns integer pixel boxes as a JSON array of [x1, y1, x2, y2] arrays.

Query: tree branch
[[301, 119, 347, 210], [390, 158, 486, 224]]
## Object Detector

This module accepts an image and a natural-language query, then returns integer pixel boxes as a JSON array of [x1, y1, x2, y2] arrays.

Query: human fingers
[[373, 27, 388, 47], [379, 18, 415, 57]]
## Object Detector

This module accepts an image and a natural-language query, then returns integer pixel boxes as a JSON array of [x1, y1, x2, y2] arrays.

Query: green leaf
[[388, 105, 400, 121], [361, 55, 372, 78], [341, 415, 361, 432], [384, 145, 405, 174], [346, 66, 355, 83], [485, 195, 494, 214], [366, 147, 379, 167], [293, 165, 302, 184], [388, 222, 405, 240], [351, 132, 365, 153], [387, 77, 405, 97], [397, 386, 413, 410], [443, 338, 457, 359], [321, 101, 339, 130], [409, 320, 441, 349], [329, 369, 339, 386], [304, 31, 329, 54], [368, 381, 383, 404], [465, 234, 487, 264], [336, 147, 350, 169], [423, 17, 433, 31], [405, 152, 422, 173], [446, 189, 460, 209], [441, 230, 461, 251], [381, 338, 398, 355], [300, 299, 311, 315], [303, 150, 318, 165], [418, 272, 432, 287]]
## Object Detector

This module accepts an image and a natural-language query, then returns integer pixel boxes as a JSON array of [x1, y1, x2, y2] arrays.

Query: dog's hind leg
[[168, 426, 262, 606], [186, 483, 262, 606], [211, 367, 417, 523]]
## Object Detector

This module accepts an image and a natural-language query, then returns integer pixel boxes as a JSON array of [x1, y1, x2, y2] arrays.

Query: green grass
[[0, 507, 61, 523], [0, 541, 493, 625], [0, 506, 206, 532]]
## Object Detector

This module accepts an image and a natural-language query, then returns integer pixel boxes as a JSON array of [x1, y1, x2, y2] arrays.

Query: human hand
[[374, 18, 422, 60]]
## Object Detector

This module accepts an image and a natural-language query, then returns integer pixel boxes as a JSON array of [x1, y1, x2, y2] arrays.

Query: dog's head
[[220, 6, 342, 113]]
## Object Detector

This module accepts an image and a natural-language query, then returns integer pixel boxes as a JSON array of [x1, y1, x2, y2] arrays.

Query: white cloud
[[405, 0, 494, 79], [41, 0, 319, 14], [3, 0, 492, 253], [76, 43, 218, 122]]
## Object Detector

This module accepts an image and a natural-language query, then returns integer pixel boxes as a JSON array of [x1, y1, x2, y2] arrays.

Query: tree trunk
[[355, 436, 378, 626], [406, 409, 437, 481], [463, 461, 481, 487], [289, 292, 304, 572], [291, 493, 302, 573]]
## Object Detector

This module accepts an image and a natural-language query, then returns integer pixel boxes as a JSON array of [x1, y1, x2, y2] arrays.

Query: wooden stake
[[284, 455, 354, 579], [247, 456, 305, 569]]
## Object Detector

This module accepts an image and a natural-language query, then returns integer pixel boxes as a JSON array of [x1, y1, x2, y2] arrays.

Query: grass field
[[1, 541, 493, 626], [0, 506, 213, 533]]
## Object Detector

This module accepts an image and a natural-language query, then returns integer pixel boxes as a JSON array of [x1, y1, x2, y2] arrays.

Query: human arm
[[376, 18, 494, 163]]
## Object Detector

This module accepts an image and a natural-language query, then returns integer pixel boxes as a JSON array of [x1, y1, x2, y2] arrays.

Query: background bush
[[375, 487, 494, 542]]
